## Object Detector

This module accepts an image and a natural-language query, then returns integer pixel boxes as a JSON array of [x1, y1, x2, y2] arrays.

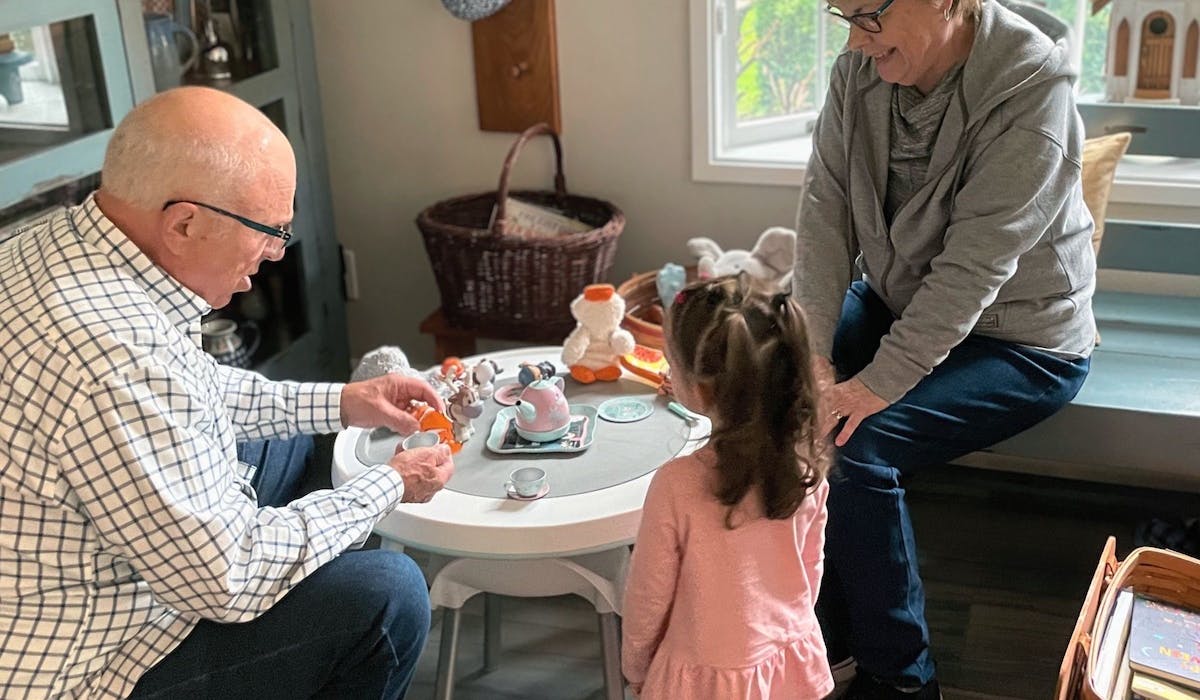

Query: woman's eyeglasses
[[826, 0, 897, 33]]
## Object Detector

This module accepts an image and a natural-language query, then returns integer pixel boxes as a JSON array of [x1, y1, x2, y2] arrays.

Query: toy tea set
[[356, 229, 787, 500]]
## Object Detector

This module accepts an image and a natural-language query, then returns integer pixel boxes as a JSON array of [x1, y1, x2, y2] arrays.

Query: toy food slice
[[620, 345, 669, 385]]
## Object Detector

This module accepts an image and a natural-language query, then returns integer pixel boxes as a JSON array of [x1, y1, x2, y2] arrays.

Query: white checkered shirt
[[0, 195, 406, 699]]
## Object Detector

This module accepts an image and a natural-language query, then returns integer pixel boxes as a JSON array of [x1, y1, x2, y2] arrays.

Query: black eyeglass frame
[[826, 0, 898, 32], [162, 199, 292, 242]]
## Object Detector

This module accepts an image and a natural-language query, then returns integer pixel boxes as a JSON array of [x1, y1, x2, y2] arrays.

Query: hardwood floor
[[391, 462, 1199, 700]]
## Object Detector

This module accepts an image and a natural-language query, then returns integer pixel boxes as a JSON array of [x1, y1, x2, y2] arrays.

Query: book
[[1095, 588, 1137, 698], [1132, 673, 1200, 700], [1116, 642, 1135, 700], [1128, 595, 1200, 691], [491, 197, 591, 239]]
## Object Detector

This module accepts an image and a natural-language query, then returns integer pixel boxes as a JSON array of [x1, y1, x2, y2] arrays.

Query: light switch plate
[[341, 246, 360, 301]]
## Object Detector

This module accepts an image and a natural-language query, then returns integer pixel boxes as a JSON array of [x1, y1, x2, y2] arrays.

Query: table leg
[[598, 612, 623, 700], [434, 607, 462, 700], [483, 593, 502, 672]]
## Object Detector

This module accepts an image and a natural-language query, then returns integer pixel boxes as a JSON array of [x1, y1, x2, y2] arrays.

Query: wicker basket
[[616, 265, 699, 350], [1055, 539, 1200, 700], [416, 123, 625, 338]]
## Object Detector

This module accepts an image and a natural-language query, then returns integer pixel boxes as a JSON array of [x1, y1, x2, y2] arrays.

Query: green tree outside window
[[734, 0, 1110, 126]]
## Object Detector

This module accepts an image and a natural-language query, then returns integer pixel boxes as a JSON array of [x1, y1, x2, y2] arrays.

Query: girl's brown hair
[[666, 274, 829, 528]]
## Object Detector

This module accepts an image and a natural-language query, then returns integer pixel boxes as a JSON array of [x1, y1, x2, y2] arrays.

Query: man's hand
[[340, 374, 445, 436], [390, 444, 454, 503]]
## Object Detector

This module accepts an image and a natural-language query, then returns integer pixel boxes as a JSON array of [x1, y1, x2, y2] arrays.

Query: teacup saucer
[[505, 482, 550, 501], [493, 383, 523, 406]]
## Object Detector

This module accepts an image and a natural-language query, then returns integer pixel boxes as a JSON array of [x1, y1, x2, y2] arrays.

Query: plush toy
[[686, 226, 797, 291], [562, 284, 636, 384], [350, 346, 425, 383]]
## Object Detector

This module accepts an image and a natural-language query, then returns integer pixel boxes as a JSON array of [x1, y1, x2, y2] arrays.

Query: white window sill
[[694, 138, 1200, 212], [1108, 156, 1200, 208]]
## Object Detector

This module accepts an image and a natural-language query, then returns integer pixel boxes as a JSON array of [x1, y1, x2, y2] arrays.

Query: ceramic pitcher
[[200, 318, 259, 368], [144, 12, 198, 90]]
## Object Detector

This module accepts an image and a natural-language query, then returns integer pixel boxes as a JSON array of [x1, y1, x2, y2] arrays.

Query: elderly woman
[[794, 0, 1095, 696]]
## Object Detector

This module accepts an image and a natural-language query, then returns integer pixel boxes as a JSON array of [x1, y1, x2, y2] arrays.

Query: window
[[691, 0, 1112, 185]]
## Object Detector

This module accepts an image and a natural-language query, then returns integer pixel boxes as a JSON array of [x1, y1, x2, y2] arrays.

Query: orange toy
[[440, 356, 466, 380], [406, 403, 462, 453], [620, 344, 670, 387]]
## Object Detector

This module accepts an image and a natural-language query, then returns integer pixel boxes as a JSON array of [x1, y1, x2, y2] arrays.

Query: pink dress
[[621, 452, 833, 700]]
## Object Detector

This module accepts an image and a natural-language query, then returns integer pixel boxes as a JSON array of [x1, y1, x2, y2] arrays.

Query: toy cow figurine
[[446, 382, 484, 444]]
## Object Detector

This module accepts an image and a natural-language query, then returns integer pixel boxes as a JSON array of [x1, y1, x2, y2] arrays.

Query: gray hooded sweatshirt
[[794, 0, 1096, 403]]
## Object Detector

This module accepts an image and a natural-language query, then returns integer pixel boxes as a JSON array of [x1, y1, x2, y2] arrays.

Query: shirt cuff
[[855, 359, 923, 405], [296, 382, 345, 434], [341, 463, 406, 518]]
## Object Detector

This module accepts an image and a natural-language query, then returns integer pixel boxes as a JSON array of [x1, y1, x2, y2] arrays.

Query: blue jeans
[[818, 282, 1090, 687], [130, 438, 430, 699]]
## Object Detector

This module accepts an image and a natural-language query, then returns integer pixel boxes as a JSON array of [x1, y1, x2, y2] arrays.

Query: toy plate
[[597, 397, 654, 423], [493, 383, 523, 406], [486, 404, 598, 454]]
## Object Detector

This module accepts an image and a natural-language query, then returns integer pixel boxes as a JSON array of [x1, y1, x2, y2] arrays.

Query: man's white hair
[[101, 98, 263, 210]]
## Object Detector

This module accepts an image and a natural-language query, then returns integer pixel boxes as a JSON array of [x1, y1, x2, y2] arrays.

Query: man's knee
[[319, 550, 430, 650], [358, 551, 430, 637]]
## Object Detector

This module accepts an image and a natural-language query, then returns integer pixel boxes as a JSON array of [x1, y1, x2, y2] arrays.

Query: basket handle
[[492, 122, 568, 236]]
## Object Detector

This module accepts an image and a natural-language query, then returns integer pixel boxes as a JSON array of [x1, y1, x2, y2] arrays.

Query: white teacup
[[506, 467, 547, 498], [401, 430, 442, 451]]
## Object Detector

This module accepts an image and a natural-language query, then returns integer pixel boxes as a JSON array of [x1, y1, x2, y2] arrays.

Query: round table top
[[332, 346, 710, 559]]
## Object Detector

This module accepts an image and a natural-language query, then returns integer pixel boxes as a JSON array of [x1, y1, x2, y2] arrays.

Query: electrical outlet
[[342, 247, 360, 301]]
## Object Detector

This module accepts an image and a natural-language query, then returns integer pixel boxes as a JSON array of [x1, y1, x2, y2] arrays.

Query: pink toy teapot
[[513, 375, 571, 442]]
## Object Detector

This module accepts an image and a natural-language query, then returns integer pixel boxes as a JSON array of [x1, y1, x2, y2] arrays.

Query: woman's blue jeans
[[818, 281, 1090, 687], [130, 436, 429, 699]]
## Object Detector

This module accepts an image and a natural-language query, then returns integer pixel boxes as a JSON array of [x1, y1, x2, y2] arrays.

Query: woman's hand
[[821, 377, 889, 447], [340, 374, 446, 435]]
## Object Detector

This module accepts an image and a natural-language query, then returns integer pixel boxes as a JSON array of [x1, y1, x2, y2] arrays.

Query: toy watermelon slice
[[621, 345, 669, 386]]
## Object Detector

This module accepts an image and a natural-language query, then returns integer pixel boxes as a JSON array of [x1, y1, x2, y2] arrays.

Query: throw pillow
[[1081, 132, 1133, 258], [1080, 131, 1132, 344]]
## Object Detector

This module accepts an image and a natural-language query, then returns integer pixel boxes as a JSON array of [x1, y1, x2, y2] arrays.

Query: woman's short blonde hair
[[954, 0, 983, 23]]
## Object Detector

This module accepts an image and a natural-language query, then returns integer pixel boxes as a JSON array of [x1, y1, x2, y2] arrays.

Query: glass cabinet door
[[133, 0, 280, 94], [0, 1, 134, 210]]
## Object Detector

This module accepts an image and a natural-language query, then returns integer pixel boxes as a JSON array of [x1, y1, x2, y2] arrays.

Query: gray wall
[[310, 0, 800, 367]]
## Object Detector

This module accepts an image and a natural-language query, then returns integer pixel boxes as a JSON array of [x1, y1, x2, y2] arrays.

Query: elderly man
[[0, 87, 452, 700]]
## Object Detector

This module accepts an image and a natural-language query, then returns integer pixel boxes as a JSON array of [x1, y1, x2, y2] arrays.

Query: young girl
[[622, 275, 833, 699]]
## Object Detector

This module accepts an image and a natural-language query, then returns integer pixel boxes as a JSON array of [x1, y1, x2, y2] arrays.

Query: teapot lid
[[524, 376, 563, 390]]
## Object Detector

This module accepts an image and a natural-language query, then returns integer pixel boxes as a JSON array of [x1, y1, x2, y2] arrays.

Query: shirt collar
[[70, 193, 212, 337]]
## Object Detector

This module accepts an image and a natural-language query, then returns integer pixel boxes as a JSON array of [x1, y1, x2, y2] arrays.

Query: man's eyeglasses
[[162, 200, 292, 242], [826, 0, 897, 33]]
